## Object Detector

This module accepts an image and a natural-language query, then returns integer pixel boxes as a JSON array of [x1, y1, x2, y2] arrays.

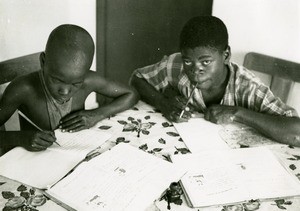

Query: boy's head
[[40, 24, 95, 104], [179, 16, 230, 91], [179, 16, 228, 52]]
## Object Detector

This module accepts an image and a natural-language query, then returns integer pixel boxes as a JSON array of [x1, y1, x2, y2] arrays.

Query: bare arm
[[205, 105, 300, 147], [88, 73, 139, 120], [0, 79, 28, 147], [59, 72, 139, 132], [131, 75, 166, 110], [235, 107, 300, 146], [131, 75, 190, 122], [0, 78, 56, 150]]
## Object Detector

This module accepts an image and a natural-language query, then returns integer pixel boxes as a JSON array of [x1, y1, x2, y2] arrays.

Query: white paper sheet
[[0, 129, 111, 189], [46, 143, 185, 211], [173, 118, 229, 153], [171, 147, 300, 208]]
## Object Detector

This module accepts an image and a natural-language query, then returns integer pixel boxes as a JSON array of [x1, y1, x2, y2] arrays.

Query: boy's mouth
[[56, 97, 70, 104]]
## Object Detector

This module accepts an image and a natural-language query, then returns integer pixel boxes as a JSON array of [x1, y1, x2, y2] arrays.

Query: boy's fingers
[[62, 121, 84, 132], [67, 125, 86, 133], [60, 116, 82, 129], [60, 112, 78, 122], [204, 108, 211, 120], [42, 131, 56, 139], [182, 111, 192, 119], [173, 115, 188, 123], [34, 138, 53, 147], [31, 142, 47, 150], [36, 131, 57, 146], [191, 112, 204, 118], [40, 131, 57, 141]]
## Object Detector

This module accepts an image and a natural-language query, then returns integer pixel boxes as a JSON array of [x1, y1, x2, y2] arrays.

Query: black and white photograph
[[1, 0, 300, 210]]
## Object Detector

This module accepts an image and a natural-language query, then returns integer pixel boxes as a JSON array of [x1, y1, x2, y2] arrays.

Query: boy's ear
[[39, 52, 46, 69], [223, 46, 231, 65]]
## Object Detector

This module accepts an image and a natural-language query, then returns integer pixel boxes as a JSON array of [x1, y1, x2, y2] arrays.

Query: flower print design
[[27, 195, 47, 207], [5, 196, 26, 209], [115, 137, 130, 144], [222, 204, 244, 211], [2, 185, 47, 211], [273, 199, 293, 210], [243, 199, 260, 211], [120, 117, 155, 137], [296, 173, 300, 181]]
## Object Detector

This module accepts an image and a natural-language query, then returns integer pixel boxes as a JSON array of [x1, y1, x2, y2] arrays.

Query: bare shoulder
[[84, 71, 106, 82], [83, 70, 107, 88], [3, 72, 40, 102], [81, 70, 135, 96]]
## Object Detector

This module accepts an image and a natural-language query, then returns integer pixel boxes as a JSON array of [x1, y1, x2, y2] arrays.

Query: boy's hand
[[59, 110, 99, 132], [23, 131, 56, 151], [159, 96, 193, 123], [204, 105, 238, 124]]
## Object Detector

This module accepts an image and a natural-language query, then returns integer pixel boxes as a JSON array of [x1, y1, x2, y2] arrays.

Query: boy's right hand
[[22, 131, 56, 151], [159, 96, 193, 123]]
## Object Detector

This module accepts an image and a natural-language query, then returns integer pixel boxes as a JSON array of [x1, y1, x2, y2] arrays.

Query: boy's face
[[41, 51, 89, 104], [181, 46, 229, 91]]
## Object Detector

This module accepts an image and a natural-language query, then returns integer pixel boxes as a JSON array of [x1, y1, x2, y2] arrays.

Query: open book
[[0, 129, 111, 189], [44, 143, 185, 211], [171, 147, 300, 208]]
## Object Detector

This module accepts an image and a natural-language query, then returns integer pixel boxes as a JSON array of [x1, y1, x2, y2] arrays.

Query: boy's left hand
[[59, 110, 100, 132], [204, 105, 238, 124]]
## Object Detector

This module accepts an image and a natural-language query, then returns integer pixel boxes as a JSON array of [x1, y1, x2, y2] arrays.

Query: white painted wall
[[213, 0, 300, 113], [0, 0, 96, 66], [0, 0, 96, 130]]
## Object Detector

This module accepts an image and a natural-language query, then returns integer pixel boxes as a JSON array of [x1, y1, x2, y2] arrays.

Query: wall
[[97, 0, 213, 85], [0, 0, 96, 130], [213, 0, 300, 113]]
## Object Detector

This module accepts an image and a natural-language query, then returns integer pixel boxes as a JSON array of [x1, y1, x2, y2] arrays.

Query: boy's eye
[[201, 60, 211, 66], [73, 82, 83, 87], [184, 60, 192, 66], [51, 77, 62, 83]]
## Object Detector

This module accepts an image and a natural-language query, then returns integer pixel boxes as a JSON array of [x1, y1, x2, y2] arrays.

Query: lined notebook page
[[0, 129, 111, 189], [47, 143, 184, 211], [53, 129, 111, 154]]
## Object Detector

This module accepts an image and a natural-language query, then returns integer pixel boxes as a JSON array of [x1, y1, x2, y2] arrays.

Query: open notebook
[[44, 143, 185, 211], [0, 129, 111, 189], [171, 147, 300, 208]]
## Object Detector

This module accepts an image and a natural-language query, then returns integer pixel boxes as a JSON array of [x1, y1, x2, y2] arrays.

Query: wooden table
[[1, 101, 300, 211]]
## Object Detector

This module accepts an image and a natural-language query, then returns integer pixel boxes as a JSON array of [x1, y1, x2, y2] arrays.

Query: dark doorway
[[96, 0, 213, 102]]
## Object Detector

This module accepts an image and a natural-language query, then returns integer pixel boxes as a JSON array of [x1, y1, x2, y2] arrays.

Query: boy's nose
[[192, 62, 203, 74], [58, 86, 71, 95]]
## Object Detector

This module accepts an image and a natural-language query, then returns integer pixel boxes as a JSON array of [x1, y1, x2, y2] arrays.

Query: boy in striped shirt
[[131, 16, 300, 146]]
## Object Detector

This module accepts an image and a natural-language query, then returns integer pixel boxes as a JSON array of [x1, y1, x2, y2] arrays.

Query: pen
[[179, 83, 198, 119], [18, 111, 61, 146]]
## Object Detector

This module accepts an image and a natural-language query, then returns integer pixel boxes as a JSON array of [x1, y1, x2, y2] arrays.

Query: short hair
[[45, 24, 95, 65], [179, 16, 228, 52]]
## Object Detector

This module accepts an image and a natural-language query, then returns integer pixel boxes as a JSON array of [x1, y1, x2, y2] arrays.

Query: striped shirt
[[132, 52, 298, 117]]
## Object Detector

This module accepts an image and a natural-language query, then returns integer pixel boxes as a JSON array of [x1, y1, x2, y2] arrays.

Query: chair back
[[0, 52, 41, 131], [243, 52, 300, 103]]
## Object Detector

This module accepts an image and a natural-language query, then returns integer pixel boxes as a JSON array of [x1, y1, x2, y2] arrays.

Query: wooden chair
[[0, 52, 41, 131], [243, 52, 300, 103]]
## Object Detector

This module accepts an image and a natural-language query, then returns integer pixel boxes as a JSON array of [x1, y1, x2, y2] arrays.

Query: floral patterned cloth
[[1, 101, 300, 211]]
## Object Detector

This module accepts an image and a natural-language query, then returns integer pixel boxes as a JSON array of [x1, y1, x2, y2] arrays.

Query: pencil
[[179, 83, 198, 119], [18, 111, 61, 146]]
